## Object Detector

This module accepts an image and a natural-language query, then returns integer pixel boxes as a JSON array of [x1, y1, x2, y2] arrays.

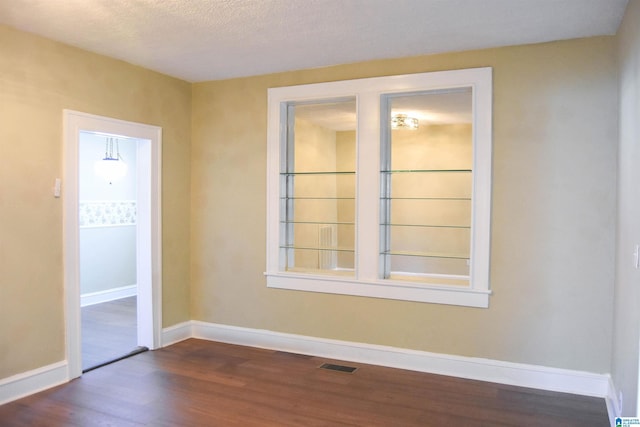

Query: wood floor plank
[[0, 339, 609, 426]]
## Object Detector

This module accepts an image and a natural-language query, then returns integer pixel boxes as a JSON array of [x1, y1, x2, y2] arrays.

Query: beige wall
[[614, 0, 640, 416], [0, 20, 623, 388], [191, 36, 618, 373], [0, 25, 192, 379]]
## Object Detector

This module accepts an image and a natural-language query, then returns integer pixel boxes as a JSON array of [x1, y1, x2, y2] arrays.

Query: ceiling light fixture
[[94, 137, 127, 184], [391, 114, 419, 130]]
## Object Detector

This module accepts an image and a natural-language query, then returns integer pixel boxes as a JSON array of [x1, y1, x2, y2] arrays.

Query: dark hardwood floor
[[0, 339, 609, 426], [81, 296, 138, 370]]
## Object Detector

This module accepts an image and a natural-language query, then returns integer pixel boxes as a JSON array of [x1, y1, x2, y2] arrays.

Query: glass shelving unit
[[280, 171, 356, 275]]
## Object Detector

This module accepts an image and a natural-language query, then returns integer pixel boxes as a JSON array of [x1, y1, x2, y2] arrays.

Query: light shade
[[391, 114, 419, 130], [94, 157, 127, 183], [94, 137, 127, 184]]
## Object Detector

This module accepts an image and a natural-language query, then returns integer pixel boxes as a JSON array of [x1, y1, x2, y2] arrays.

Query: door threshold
[[82, 346, 149, 373]]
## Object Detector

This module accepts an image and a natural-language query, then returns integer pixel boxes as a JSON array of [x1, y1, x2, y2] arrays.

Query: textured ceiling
[[0, 0, 629, 82]]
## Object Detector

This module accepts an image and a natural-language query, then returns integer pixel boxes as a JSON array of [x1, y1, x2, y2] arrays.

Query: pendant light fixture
[[94, 137, 127, 184], [391, 113, 419, 130]]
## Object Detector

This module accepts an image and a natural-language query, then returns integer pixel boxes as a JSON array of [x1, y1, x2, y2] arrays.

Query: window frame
[[279, 97, 358, 276], [266, 67, 493, 308], [379, 88, 475, 284]]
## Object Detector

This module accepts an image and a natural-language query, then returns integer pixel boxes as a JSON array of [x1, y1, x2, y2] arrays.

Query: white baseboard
[[0, 361, 68, 405], [161, 321, 614, 402], [3, 321, 616, 416], [162, 321, 192, 347], [80, 284, 137, 307], [606, 376, 621, 422]]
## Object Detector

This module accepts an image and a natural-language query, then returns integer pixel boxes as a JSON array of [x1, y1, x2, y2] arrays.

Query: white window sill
[[265, 272, 490, 308]]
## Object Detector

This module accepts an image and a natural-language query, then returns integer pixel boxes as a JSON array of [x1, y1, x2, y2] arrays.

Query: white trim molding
[[606, 376, 622, 422], [63, 109, 163, 380], [266, 273, 491, 308], [266, 67, 493, 308], [163, 321, 613, 403], [80, 284, 137, 307], [0, 361, 68, 405], [5, 322, 616, 418], [161, 321, 193, 347]]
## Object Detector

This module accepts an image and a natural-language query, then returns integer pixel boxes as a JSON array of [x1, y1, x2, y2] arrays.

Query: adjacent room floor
[[81, 296, 138, 371], [0, 339, 609, 426]]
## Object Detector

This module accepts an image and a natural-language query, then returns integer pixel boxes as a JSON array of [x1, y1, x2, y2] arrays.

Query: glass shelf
[[381, 250, 469, 260], [281, 220, 355, 225], [381, 196, 470, 201], [281, 171, 356, 175], [284, 267, 355, 276], [281, 197, 356, 200], [381, 223, 470, 229], [281, 245, 355, 252], [381, 169, 471, 173]]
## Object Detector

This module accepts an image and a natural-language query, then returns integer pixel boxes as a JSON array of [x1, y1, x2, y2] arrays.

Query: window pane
[[389, 90, 473, 171], [388, 225, 470, 256], [281, 98, 356, 275], [381, 89, 473, 283], [282, 173, 356, 199], [388, 199, 471, 227], [390, 172, 471, 199], [386, 254, 470, 283], [281, 198, 355, 224]]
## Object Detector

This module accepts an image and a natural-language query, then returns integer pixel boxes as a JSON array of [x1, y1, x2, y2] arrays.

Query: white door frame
[[63, 110, 162, 379]]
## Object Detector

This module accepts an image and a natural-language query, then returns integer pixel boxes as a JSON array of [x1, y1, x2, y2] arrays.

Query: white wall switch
[[53, 178, 61, 198]]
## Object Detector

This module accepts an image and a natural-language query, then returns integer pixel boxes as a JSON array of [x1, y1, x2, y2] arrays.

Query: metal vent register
[[319, 363, 358, 373]]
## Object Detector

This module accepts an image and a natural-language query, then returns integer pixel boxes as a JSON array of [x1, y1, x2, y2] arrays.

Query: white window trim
[[266, 67, 492, 308]]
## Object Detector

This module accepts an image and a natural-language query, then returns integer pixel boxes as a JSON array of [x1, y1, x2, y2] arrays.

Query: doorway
[[63, 110, 162, 379], [78, 132, 143, 371]]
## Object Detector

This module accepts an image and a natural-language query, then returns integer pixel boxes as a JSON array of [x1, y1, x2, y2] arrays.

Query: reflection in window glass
[[381, 88, 473, 284], [280, 99, 356, 275]]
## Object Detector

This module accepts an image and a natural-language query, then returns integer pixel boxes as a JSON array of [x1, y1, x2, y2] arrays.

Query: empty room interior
[[1, 0, 640, 424]]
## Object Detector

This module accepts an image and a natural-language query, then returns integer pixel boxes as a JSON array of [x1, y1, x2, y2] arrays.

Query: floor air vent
[[319, 363, 358, 373]]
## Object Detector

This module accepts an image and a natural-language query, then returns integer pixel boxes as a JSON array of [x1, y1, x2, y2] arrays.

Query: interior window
[[266, 67, 492, 308], [380, 88, 473, 286], [280, 99, 356, 275]]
